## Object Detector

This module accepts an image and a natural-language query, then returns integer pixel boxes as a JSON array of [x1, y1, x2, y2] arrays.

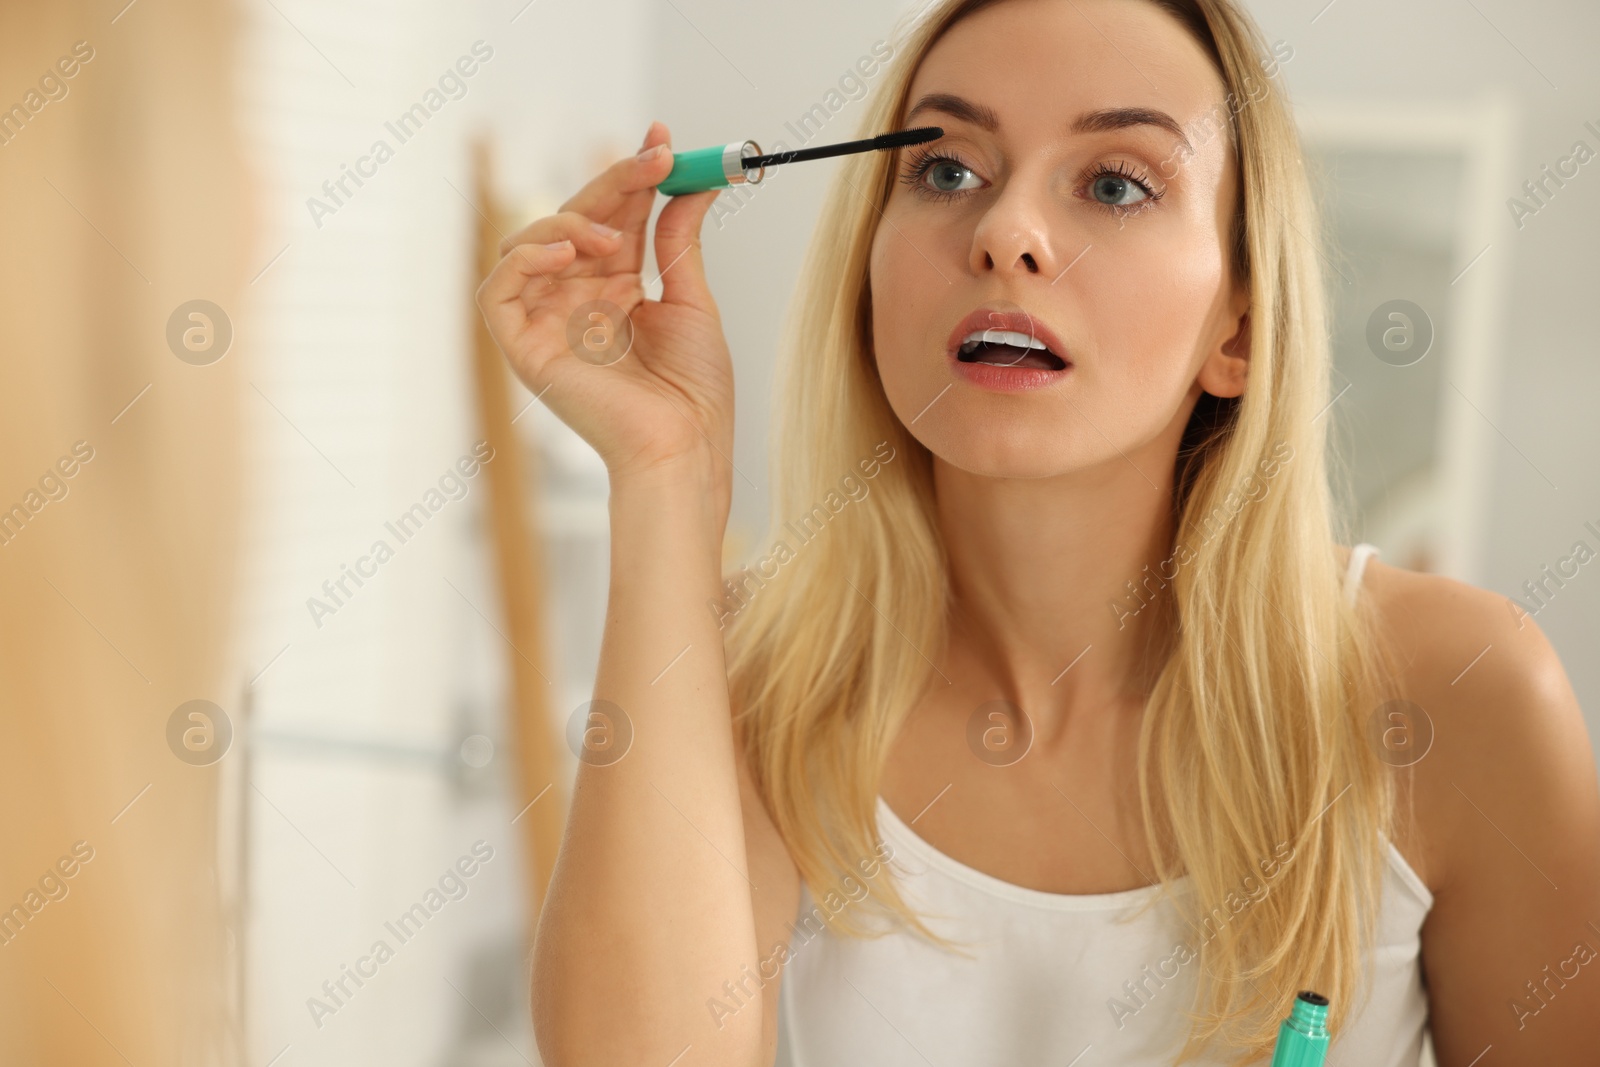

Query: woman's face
[[869, 0, 1251, 480]]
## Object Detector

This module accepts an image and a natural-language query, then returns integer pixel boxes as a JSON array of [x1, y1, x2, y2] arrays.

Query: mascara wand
[[656, 126, 943, 196]]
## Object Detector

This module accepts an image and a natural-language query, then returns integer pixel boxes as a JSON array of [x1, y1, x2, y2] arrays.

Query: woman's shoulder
[[1351, 549, 1590, 899], [1355, 550, 1572, 712]]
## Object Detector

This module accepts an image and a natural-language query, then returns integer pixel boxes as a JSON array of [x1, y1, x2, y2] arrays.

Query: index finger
[[559, 126, 675, 228]]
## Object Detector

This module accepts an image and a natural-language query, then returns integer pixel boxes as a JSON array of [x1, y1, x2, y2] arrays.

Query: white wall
[[238, 0, 656, 1064], [1244, 0, 1600, 738]]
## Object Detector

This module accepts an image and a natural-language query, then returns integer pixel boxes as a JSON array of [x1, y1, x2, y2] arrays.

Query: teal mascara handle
[[1270, 991, 1331, 1067], [657, 140, 766, 196]]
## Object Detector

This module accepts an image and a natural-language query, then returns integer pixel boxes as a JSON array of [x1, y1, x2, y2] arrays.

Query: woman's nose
[[969, 184, 1054, 277]]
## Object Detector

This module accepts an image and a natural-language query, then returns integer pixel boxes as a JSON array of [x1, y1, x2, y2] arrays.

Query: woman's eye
[[922, 159, 981, 195], [1090, 172, 1150, 208]]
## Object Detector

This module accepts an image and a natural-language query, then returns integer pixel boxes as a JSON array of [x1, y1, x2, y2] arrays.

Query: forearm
[[532, 454, 759, 1065]]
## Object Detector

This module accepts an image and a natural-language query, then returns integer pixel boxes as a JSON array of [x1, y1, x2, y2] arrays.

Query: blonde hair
[[0, 1, 247, 1063], [723, 0, 1405, 1062]]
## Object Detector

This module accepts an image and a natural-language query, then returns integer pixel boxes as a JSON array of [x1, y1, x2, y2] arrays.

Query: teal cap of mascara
[[1270, 991, 1330, 1067], [657, 140, 766, 196]]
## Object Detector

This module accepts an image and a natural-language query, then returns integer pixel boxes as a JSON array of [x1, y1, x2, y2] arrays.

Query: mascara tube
[[1270, 990, 1330, 1067], [657, 141, 766, 196]]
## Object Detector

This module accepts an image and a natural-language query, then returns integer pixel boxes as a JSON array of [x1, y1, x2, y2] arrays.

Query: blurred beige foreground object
[[467, 141, 568, 925], [0, 1, 250, 1065]]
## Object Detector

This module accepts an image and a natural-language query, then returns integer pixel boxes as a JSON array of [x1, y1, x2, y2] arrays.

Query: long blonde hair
[[0, 1, 247, 1063], [723, 0, 1404, 1061]]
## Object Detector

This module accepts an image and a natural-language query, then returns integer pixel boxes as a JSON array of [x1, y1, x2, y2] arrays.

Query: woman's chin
[[921, 437, 1096, 482]]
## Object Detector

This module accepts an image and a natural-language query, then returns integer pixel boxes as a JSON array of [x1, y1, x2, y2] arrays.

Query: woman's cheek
[[873, 325, 929, 432], [1109, 244, 1225, 395], [871, 244, 942, 391]]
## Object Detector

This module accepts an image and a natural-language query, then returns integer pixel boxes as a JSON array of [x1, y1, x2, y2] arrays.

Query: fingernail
[[544, 240, 572, 249], [591, 221, 621, 238], [637, 144, 667, 162]]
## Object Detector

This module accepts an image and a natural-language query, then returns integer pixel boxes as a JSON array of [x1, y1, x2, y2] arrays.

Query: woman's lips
[[942, 306, 1073, 393], [948, 350, 1071, 393], [945, 307, 1072, 366]]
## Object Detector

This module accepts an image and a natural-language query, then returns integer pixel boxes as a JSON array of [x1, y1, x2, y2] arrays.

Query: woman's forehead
[[906, 0, 1226, 137]]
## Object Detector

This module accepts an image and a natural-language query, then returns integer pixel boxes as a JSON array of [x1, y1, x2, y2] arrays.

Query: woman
[[478, 0, 1600, 1063]]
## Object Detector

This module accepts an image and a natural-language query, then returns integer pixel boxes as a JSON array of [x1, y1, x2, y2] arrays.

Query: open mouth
[[956, 329, 1068, 371]]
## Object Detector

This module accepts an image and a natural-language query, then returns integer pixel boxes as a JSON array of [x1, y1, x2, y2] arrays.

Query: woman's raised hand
[[476, 121, 733, 486]]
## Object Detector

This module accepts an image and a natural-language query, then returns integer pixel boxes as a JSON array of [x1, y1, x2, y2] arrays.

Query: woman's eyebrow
[[905, 92, 1193, 154], [1075, 106, 1194, 154], [906, 92, 1002, 131]]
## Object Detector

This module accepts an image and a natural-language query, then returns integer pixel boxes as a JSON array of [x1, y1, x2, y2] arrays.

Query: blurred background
[[0, 0, 1594, 1065]]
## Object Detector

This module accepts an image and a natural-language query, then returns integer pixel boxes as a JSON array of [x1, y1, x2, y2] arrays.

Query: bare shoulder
[[1356, 554, 1595, 890], [1354, 553, 1600, 1060]]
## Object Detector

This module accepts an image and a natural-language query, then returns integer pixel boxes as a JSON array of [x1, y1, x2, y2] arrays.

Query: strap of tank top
[[1344, 542, 1379, 607]]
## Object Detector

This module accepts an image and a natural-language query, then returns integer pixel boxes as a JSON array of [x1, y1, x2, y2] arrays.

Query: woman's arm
[[737, 715, 805, 1066], [1379, 566, 1600, 1065], [476, 120, 792, 1065], [531, 457, 771, 1066]]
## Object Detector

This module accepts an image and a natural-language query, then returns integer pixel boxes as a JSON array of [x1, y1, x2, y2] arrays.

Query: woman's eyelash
[[1084, 160, 1164, 216], [897, 147, 978, 202], [897, 148, 1165, 217]]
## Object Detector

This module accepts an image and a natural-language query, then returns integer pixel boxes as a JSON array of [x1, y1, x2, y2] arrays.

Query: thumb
[[652, 186, 721, 313]]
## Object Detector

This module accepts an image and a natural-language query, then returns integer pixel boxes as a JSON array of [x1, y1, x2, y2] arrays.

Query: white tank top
[[778, 543, 1436, 1066]]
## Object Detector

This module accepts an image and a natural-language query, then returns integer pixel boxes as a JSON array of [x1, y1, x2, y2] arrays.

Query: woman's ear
[[1198, 300, 1250, 399]]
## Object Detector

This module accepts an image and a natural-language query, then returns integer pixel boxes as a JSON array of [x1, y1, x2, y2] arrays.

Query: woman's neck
[[933, 450, 1179, 739]]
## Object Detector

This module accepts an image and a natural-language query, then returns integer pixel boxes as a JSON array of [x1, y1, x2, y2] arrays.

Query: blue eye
[[921, 159, 979, 195], [900, 151, 984, 200], [1092, 174, 1145, 206], [1087, 162, 1159, 213]]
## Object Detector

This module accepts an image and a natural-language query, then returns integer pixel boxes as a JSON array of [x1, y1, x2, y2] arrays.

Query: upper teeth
[[961, 328, 1048, 352]]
